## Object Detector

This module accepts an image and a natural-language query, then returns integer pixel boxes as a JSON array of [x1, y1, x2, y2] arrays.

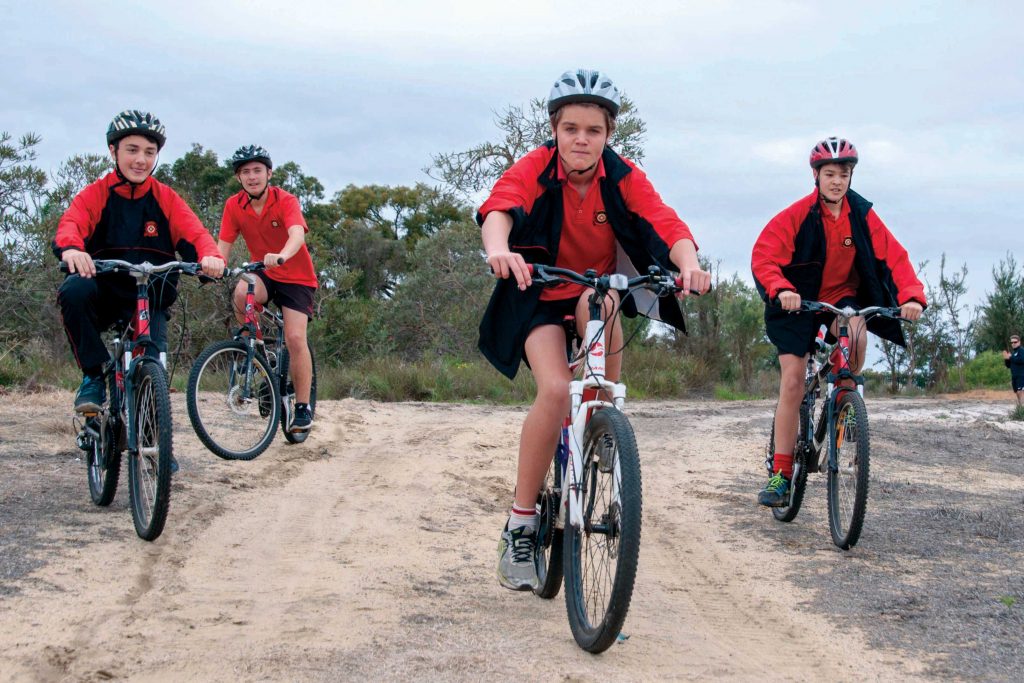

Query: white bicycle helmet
[[547, 69, 622, 117]]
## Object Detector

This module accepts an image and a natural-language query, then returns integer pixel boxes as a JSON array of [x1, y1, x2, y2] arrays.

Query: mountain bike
[[186, 262, 317, 460], [66, 259, 201, 541], [527, 263, 694, 653], [765, 301, 907, 549]]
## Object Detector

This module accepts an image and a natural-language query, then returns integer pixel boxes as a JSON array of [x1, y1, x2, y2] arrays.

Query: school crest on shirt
[[842, 236, 854, 248], [144, 221, 159, 237], [593, 210, 608, 225], [271, 220, 280, 228]]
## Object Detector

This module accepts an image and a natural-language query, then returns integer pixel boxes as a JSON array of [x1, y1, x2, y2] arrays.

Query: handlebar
[[60, 259, 203, 277], [774, 298, 905, 320], [526, 263, 703, 297], [221, 258, 285, 278]]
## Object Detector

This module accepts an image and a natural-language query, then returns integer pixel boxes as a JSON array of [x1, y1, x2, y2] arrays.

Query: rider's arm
[[751, 202, 803, 301], [266, 194, 309, 264], [53, 178, 107, 259], [155, 183, 221, 261], [216, 239, 233, 264], [865, 209, 927, 308]]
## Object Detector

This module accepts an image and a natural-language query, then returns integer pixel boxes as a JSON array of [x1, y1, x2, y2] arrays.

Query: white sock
[[509, 505, 537, 531]]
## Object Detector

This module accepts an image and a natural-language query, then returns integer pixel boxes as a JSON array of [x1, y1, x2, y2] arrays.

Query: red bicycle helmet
[[809, 137, 858, 169]]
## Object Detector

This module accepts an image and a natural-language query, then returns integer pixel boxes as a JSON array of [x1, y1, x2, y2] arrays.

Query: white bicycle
[[526, 263, 693, 653]]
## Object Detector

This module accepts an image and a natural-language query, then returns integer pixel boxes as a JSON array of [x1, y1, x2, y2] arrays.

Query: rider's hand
[[677, 266, 711, 298], [778, 290, 801, 311], [486, 251, 531, 291], [62, 249, 96, 278], [900, 301, 923, 321], [264, 253, 284, 268], [200, 256, 226, 278]]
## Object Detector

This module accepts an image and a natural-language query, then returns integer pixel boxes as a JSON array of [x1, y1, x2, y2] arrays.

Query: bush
[[963, 351, 1010, 389]]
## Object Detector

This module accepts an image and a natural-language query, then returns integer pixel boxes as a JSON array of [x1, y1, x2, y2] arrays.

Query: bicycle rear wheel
[[534, 446, 565, 599], [128, 362, 173, 541], [186, 340, 279, 460], [563, 407, 641, 653], [769, 402, 810, 523], [279, 344, 317, 444], [827, 390, 870, 549]]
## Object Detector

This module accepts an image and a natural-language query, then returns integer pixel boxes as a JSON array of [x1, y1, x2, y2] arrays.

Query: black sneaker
[[74, 375, 106, 414], [290, 404, 313, 433]]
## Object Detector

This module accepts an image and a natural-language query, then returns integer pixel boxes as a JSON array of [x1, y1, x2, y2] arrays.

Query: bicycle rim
[[827, 391, 871, 549], [128, 363, 173, 541], [563, 407, 641, 653], [187, 340, 279, 460]]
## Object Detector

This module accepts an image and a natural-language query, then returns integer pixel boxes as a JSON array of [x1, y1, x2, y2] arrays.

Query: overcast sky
[[4, 0, 1022, 308]]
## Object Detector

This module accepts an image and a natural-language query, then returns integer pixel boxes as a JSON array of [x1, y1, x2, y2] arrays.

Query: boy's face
[[109, 135, 158, 183], [814, 163, 852, 204], [553, 104, 610, 175], [236, 161, 271, 195]]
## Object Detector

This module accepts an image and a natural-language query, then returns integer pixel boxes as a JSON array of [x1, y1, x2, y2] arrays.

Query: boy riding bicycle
[[479, 68, 711, 591], [217, 145, 318, 433], [751, 137, 926, 507], [54, 110, 225, 413]]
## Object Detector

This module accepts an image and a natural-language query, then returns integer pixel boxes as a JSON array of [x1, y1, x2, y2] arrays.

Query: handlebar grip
[[59, 262, 70, 274], [672, 276, 708, 296], [277, 257, 285, 266]]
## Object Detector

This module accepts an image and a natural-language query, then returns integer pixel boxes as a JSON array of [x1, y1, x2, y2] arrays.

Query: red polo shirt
[[220, 187, 318, 288], [479, 146, 694, 300]]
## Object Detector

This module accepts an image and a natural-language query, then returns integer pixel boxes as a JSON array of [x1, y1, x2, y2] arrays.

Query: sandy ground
[[1, 389, 1022, 682]]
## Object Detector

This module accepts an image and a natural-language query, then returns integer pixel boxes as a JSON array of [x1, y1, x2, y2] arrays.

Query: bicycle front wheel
[[128, 362, 173, 541], [827, 390, 870, 549], [278, 344, 317, 444], [563, 407, 641, 653], [186, 340, 280, 460]]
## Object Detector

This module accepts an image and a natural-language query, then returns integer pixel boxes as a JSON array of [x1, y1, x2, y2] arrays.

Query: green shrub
[[964, 351, 1011, 389]]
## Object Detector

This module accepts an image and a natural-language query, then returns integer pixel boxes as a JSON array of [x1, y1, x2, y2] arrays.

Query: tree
[[426, 96, 648, 201], [0, 132, 47, 262], [153, 144, 234, 229], [935, 254, 975, 390], [975, 252, 1024, 352], [334, 183, 463, 246]]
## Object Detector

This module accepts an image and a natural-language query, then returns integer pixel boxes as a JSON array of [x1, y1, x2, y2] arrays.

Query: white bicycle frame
[[556, 274, 629, 533]]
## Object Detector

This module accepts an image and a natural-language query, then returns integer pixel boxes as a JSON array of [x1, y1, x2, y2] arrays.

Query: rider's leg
[[514, 325, 572, 512], [773, 353, 809, 476], [281, 306, 312, 404], [830, 315, 868, 386]]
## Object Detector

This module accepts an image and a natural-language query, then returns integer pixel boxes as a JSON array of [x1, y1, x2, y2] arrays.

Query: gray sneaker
[[497, 522, 539, 591]]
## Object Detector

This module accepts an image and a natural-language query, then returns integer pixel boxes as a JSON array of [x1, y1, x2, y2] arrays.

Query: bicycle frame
[[558, 277, 631, 533], [230, 263, 290, 414]]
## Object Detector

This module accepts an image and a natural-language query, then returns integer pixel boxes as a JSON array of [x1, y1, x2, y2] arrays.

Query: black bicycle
[[766, 301, 908, 549], [66, 259, 201, 541], [186, 262, 317, 460]]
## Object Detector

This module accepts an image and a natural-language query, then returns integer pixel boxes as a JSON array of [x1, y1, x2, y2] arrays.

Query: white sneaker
[[497, 522, 539, 591]]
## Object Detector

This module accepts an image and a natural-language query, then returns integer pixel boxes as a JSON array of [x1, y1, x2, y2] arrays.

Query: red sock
[[773, 453, 793, 479]]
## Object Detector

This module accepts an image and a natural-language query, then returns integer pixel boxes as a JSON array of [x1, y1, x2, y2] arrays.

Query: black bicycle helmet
[[231, 145, 273, 171], [106, 110, 166, 150], [548, 68, 622, 117]]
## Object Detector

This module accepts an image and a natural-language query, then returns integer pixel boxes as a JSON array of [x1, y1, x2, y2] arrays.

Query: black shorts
[[256, 271, 316, 319], [766, 295, 859, 357], [523, 297, 578, 368], [1013, 376, 1024, 393]]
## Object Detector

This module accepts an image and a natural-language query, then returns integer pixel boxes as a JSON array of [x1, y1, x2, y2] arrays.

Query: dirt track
[[1, 391, 1022, 681]]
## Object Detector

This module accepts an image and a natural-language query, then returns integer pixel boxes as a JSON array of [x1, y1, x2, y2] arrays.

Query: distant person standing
[[1003, 334, 1024, 407]]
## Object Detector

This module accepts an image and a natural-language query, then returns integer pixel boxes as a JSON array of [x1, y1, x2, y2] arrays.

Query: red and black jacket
[[478, 142, 691, 379], [52, 172, 219, 305], [752, 189, 926, 347]]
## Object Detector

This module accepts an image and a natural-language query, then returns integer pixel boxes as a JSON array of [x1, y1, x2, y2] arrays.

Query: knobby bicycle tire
[[278, 343, 317, 444], [128, 362, 173, 541], [87, 373, 123, 506], [564, 407, 641, 653], [770, 401, 811, 523], [186, 340, 280, 460], [534, 450, 565, 600], [827, 390, 870, 549]]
